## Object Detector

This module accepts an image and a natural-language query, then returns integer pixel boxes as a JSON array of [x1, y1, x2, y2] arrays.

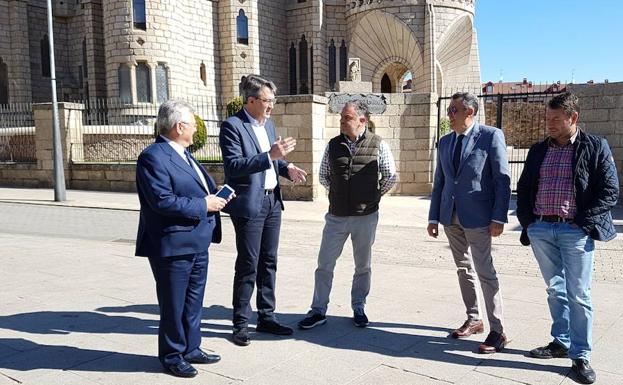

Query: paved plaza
[[0, 188, 622, 385]]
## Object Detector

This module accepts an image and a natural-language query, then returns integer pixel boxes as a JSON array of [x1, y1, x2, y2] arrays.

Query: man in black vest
[[298, 101, 397, 329]]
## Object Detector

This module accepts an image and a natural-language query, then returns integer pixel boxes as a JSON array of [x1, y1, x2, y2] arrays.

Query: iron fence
[[0, 103, 36, 163], [74, 96, 227, 163], [437, 85, 564, 191]]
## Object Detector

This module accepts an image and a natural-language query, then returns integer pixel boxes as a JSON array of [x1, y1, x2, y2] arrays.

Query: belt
[[264, 189, 274, 195], [538, 215, 573, 223]]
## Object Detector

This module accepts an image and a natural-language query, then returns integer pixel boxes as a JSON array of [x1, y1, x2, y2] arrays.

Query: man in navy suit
[[219, 74, 307, 346], [136, 100, 229, 377], [427, 92, 511, 354]]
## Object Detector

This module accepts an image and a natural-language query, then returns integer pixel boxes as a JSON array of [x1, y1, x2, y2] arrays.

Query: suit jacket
[[219, 109, 290, 219], [135, 136, 221, 258], [428, 123, 511, 228]]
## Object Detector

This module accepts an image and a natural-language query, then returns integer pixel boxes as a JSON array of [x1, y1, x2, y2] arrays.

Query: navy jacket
[[516, 130, 619, 244], [135, 136, 221, 258], [219, 109, 290, 219]]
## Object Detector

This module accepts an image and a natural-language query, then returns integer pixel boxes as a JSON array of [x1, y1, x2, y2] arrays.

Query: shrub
[[153, 114, 207, 154], [438, 117, 451, 137], [227, 96, 243, 117], [188, 114, 207, 154]]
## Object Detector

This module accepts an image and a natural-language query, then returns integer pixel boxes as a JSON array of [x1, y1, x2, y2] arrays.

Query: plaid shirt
[[534, 135, 577, 218], [319, 133, 397, 195]]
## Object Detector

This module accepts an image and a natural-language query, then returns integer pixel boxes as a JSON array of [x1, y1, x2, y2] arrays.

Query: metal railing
[[75, 97, 227, 163], [0, 103, 36, 163]]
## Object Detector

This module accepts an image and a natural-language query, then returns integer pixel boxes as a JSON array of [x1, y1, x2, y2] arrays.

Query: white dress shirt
[[243, 109, 278, 189]]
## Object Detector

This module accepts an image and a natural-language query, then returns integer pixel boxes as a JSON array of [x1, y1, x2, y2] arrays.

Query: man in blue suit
[[219, 74, 307, 346], [136, 100, 229, 377], [427, 92, 511, 354]]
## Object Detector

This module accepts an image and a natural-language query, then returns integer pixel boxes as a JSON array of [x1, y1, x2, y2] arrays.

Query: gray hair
[[343, 100, 370, 120], [241, 74, 277, 103], [156, 99, 195, 136], [451, 92, 479, 116]]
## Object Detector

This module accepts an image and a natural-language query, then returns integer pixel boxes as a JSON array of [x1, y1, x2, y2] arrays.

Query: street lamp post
[[46, 0, 66, 201]]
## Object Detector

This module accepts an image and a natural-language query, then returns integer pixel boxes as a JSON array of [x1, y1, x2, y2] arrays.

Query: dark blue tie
[[453, 134, 465, 173], [184, 150, 194, 169]]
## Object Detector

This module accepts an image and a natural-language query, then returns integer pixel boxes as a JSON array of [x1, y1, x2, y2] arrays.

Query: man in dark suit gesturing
[[219, 74, 307, 346], [136, 100, 229, 378]]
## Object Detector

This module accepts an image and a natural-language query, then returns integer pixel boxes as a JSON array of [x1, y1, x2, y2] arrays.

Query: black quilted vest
[[328, 131, 382, 216]]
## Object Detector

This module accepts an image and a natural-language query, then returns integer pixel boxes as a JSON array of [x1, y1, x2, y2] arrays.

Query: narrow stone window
[[136, 62, 152, 103], [200, 62, 207, 86], [299, 35, 308, 94], [381, 74, 392, 93], [133, 0, 147, 30], [0, 58, 8, 104], [339, 40, 347, 81], [309, 44, 314, 94], [118, 64, 131, 103], [156, 63, 169, 103], [41, 35, 51, 78], [237, 10, 249, 45], [82, 38, 88, 78], [289, 43, 297, 95], [328, 39, 336, 91]]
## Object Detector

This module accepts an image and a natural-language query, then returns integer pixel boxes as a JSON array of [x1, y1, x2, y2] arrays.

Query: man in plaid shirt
[[517, 92, 619, 384], [298, 100, 396, 330]]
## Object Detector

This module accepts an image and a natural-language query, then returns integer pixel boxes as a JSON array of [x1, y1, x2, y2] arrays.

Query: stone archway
[[436, 14, 476, 93], [349, 10, 425, 92], [376, 60, 410, 93]]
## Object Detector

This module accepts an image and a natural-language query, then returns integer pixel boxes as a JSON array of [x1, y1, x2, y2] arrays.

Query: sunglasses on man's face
[[446, 105, 460, 115]]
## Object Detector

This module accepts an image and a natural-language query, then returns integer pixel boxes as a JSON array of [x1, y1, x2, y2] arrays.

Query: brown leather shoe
[[450, 319, 484, 339], [478, 331, 507, 354]]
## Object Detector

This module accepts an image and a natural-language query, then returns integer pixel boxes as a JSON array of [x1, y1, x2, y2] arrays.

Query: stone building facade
[[0, 0, 480, 104]]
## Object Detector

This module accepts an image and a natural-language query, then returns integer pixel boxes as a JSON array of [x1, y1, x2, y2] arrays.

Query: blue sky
[[475, 0, 622, 84]]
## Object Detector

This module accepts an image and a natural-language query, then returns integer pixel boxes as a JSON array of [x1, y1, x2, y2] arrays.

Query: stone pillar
[[7, 0, 32, 103], [271, 94, 328, 200], [33, 103, 85, 185], [322, 92, 438, 195], [422, 1, 436, 93], [83, 0, 107, 99]]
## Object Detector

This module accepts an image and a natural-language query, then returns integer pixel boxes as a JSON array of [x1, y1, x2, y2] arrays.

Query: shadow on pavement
[[0, 304, 569, 378], [0, 338, 161, 373]]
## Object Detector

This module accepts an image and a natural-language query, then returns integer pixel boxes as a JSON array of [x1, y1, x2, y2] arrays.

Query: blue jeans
[[527, 220, 595, 360]]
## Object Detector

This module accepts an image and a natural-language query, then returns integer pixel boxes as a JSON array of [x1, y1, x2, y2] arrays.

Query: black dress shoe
[[185, 348, 221, 364], [529, 341, 569, 359], [256, 320, 294, 335], [233, 327, 251, 346], [165, 360, 198, 378], [572, 359, 596, 384]]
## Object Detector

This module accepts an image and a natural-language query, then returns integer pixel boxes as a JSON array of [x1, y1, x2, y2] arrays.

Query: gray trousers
[[310, 211, 379, 316], [444, 215, 505, 333]]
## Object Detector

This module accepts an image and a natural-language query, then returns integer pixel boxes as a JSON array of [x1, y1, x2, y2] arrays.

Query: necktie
[[453, 134, 465, 173], [185, 150, 209, 191], [184, 150, 194, 169]]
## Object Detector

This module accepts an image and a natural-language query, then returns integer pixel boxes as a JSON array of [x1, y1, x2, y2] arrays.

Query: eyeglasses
[[446, 105, 460, 115], [180, 121, 196, 129], [256, 97, 276, 105]]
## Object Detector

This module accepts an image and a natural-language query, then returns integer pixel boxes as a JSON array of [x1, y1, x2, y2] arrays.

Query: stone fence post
[[271, 95, 328, 200], [33, 103, 85, 185]]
